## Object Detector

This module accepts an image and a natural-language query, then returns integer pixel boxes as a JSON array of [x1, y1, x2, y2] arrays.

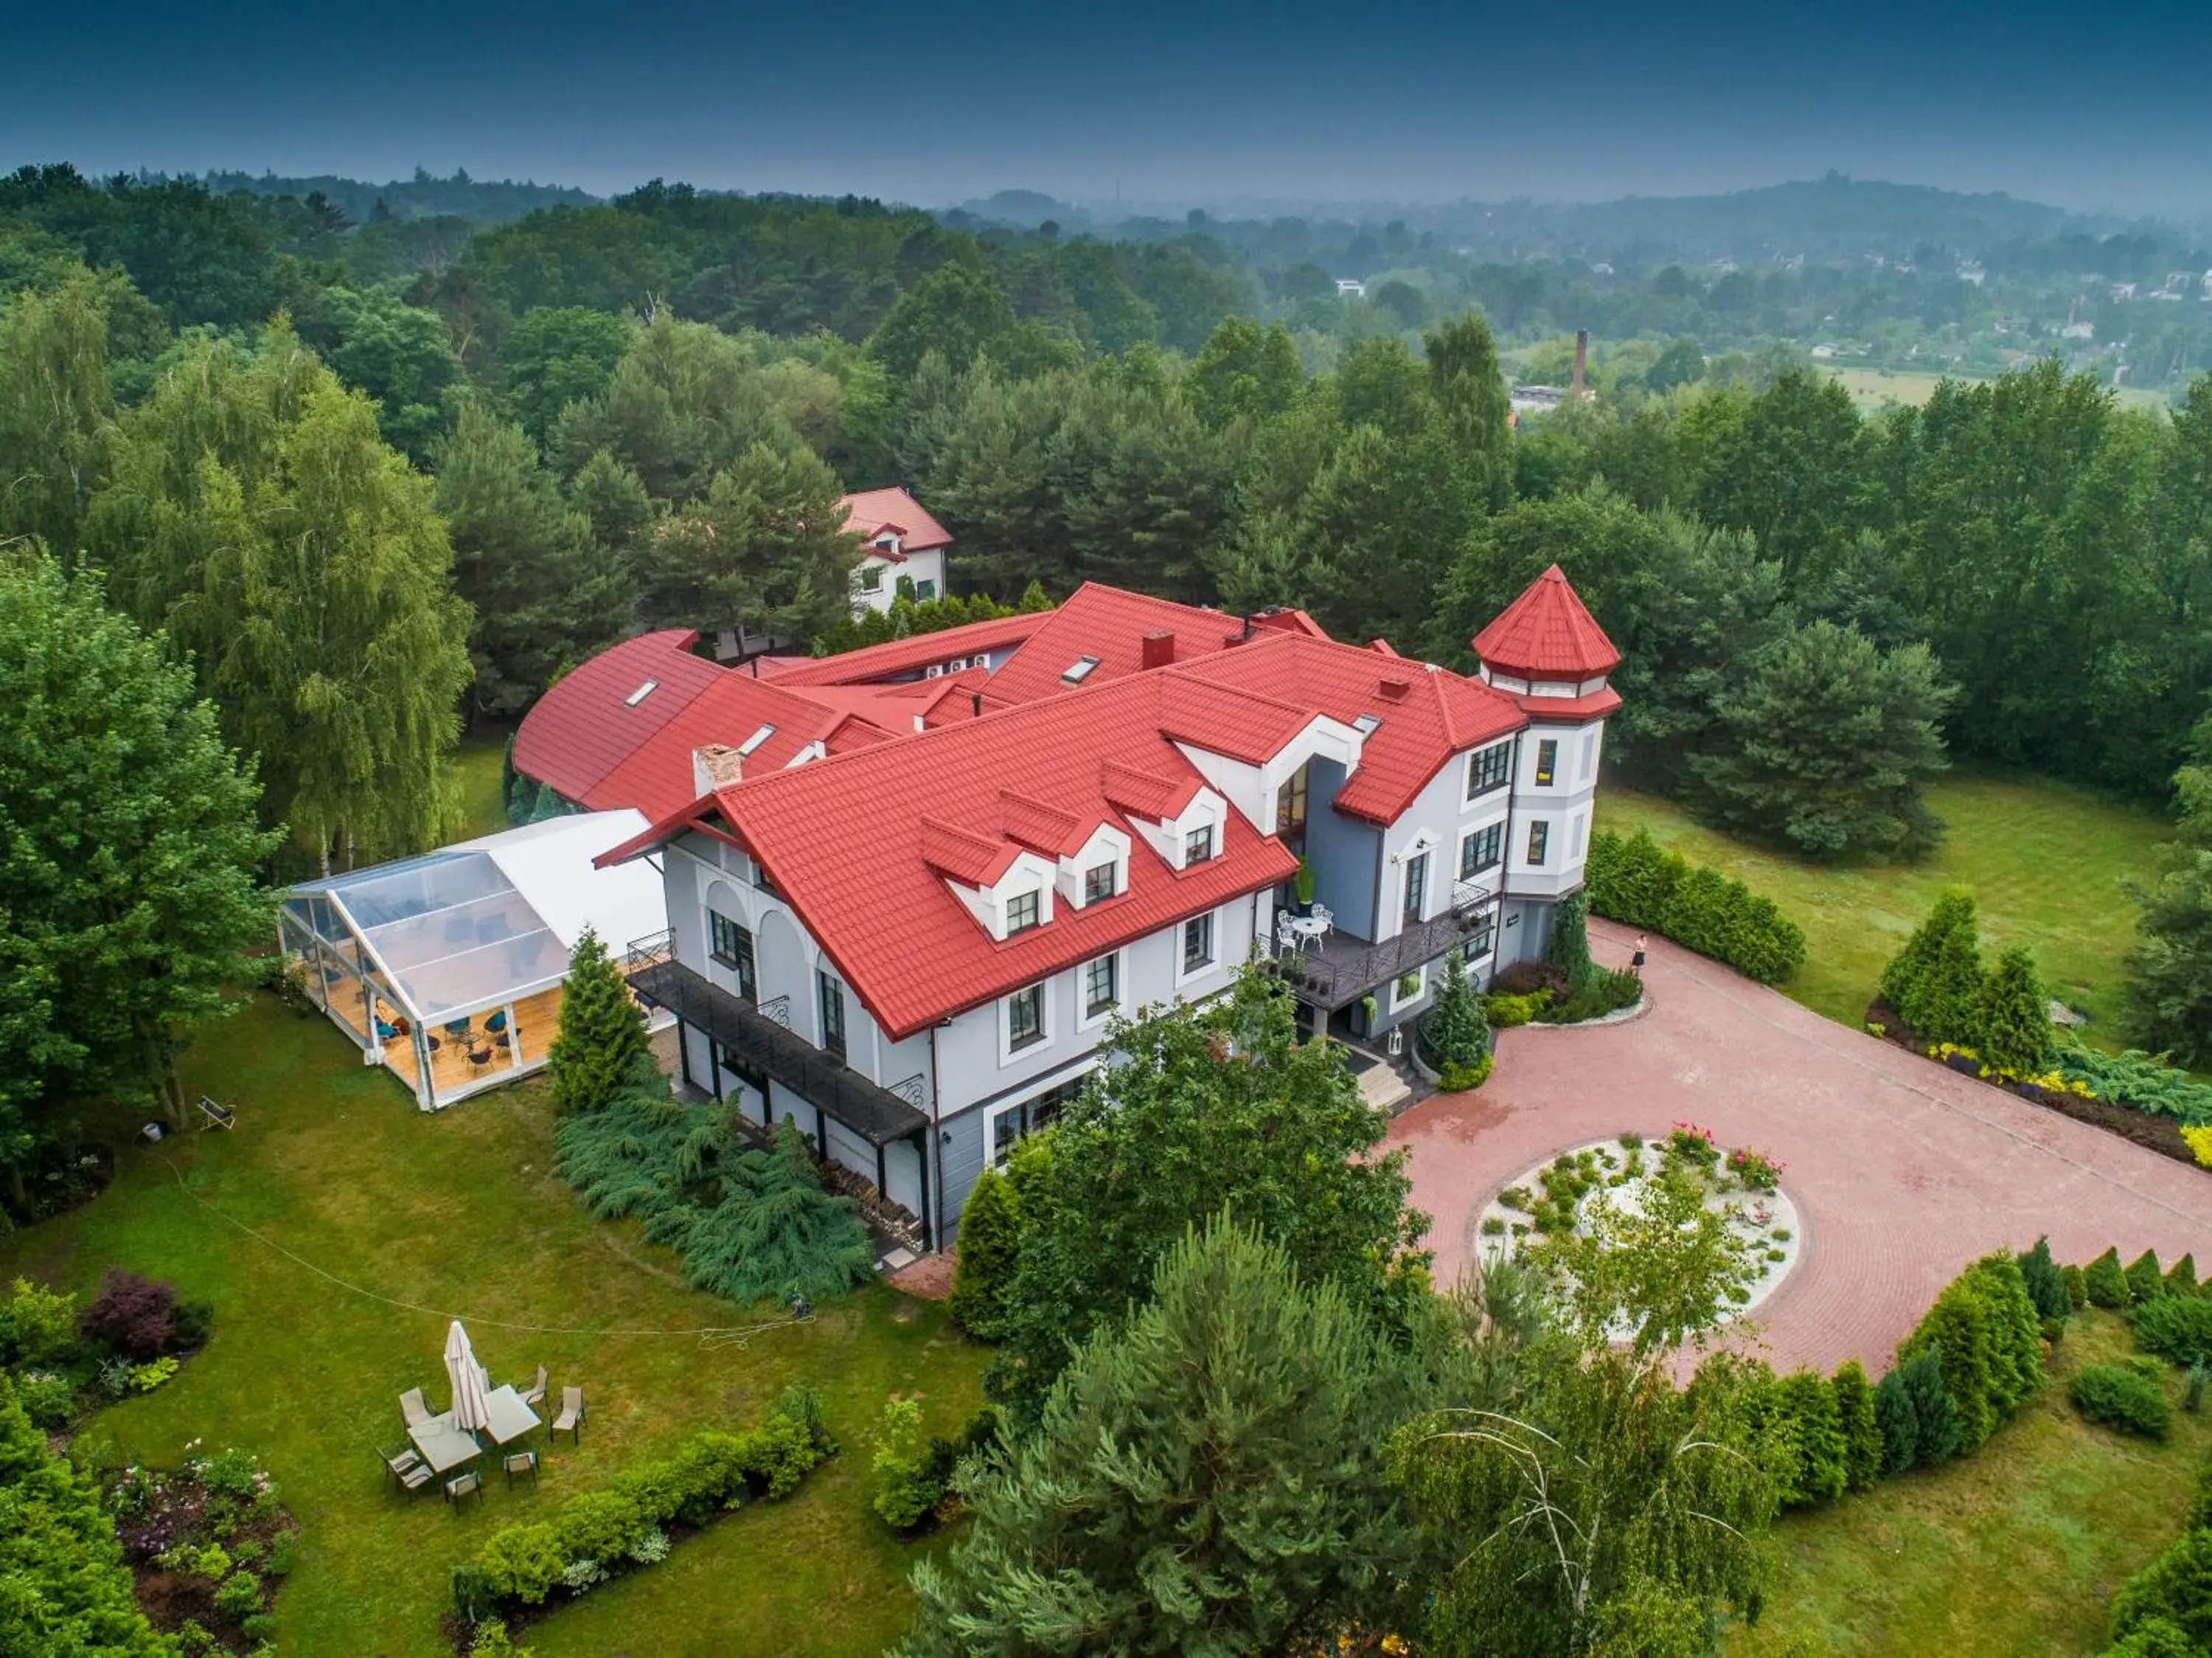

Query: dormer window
[[1183, 824, 1215, 864], [625, 679, 658, 707], [1083, 861, 1118, 903], [1062, 656, 1101, 685], [1006, 890, 1041, 934]]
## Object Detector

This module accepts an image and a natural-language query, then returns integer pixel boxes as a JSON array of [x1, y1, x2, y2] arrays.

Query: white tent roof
[[287, 811, 664, 1026]]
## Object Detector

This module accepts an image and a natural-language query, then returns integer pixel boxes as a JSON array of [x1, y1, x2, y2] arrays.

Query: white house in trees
[[838, 486, 951, 614], [548, 569, 1621, 1254]]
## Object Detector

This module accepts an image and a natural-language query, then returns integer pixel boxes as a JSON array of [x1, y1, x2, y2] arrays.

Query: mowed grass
[[1596, 770, 2173, 1031], [1820, 364, 2171, 414], [1733, 1310, 2211, 1657], [0, 996, 987, 1657], [454, 724, 514, 841]]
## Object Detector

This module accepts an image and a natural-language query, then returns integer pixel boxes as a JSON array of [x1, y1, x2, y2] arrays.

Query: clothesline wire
[[153, 1152, 810, 1352]]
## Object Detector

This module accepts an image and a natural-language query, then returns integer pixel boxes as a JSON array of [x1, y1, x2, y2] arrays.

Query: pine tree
[[1417, 946, 1492, 1076], [2019, 1236, 2073, 1324], [1898, 1346, 1963, 1466], [947, 1165, 1023, 1339], [1776, 1368, 1848, 1505], [1873, 1364, 1920, 1475], [2128, 1250, 2168, 1305], [547, 928, 649, 1114], [2060, 1263, 2088, 1309], [1881, 889, 1975, 1027], [1832, 1361, 1884, 1491], [1547, 890, 1596, 991], [902, 1216, 1422, 1654], [2086, 1246, 2131, 1308], [1974, 946, 2053, 1075], [2168, 1254, 2200, 1296]]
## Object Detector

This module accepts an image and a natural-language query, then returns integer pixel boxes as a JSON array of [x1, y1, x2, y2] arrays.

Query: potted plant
[[1293, 859, 1317, 914]]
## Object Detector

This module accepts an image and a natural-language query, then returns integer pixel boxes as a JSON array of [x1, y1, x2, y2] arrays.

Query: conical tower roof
[[1472, 564, 1621, 679]]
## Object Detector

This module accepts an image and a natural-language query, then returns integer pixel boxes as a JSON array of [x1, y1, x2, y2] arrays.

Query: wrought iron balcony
[[1273, 878, 1498, 1011]]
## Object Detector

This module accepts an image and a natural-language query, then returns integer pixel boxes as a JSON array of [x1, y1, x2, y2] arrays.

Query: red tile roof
[[982, 583, 1271, 704], [511, 631, 730, 806], [1472, 563, 1622, 679], [838, 486, 952, 554], [761, 609, 1053, 687]]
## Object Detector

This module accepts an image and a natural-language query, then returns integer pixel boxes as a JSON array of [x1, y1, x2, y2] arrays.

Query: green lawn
[[0, 996, 986, 1657], [1597, 771, 2174, 1032], [455, 724, 514, 841], [1733, 1310, 2209, 1657]]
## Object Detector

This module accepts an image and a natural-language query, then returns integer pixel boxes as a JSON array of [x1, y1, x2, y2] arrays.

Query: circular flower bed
[[1475, 1123, 1803, 1322]]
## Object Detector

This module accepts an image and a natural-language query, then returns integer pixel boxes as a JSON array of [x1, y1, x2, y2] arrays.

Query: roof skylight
[[1353, 713, 1382, 735], [1062, 656, 1102, 685], [625, 679, 658, 707], [737, 723, 777, 757]]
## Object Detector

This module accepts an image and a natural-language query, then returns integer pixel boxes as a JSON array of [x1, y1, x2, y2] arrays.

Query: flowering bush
[[2184, 1125, 2212, 1170], [105, 1443, 293, 1648], [1727, 1146, 1785, 1190]]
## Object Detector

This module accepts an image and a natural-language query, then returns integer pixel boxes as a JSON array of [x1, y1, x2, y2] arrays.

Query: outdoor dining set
[[378, 1320, 587, 1508]]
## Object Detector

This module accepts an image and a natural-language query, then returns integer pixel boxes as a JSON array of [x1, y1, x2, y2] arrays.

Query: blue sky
[[4, 0, 2209, 214]]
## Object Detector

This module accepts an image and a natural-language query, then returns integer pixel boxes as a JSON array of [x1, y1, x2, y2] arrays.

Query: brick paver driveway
[[1390, 920, 2212, 1373]]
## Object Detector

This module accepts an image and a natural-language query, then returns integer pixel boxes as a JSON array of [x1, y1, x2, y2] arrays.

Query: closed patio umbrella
[[444, 1319, 493, 1434]]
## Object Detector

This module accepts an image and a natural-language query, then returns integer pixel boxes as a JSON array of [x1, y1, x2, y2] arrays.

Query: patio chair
[[520, 1364, 548, 1408], [444, 1470, 484, 1507], [1308, 902, 1334, 943], [195, 1097, 236, 1131], [485, 1010, 509, 1035], [467, 1046, 495, 1068], [397, 1460, 437, 1494], [400, 1387, 433, 1428], [551, 1385, 585, 1444], [504, 1449, 539, 1488], [1275, 910, 1300, 957], [379, 1441, 424, 1488]]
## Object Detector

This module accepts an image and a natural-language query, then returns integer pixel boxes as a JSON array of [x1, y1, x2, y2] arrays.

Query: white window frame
[[1526, 819, 1551, 867], [1001, 979, 1051, 1065], [1006, 889, 1043, 935], [1079, 950, 1126, 1030], [857, 562, 885, 594], [1176, 908, 1220, 987], [984, 1098, 1026, 1168], [1393, 963, 1427, 1010]]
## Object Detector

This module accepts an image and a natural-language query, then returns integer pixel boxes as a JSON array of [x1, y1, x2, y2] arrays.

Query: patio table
[[1284, 914, 1330, 951], [481, 1384, 541, 1447], [407, 1412, 483, 1475]]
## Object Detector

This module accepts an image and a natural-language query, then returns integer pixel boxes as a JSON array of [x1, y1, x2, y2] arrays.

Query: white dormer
[[1172, 713, 1364, 834], [1142, 787, 1227, 872], [1056, 822, 1133, 909], [947, 850, 1059, 942]]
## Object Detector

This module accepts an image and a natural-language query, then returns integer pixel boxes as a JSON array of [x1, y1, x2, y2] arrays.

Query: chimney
[[1140, 631, 1177, 669], [1378, 676, 1412, 702], [970, 690, 984, 718], [1571, 330, 1588, 395], [692, 743, 744, 796]]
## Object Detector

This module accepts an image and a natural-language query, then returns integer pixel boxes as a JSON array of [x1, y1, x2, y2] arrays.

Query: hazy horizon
[[7, 0, 2211, 220]]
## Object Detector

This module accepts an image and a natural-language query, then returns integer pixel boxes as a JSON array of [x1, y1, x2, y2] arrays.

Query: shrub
[[1585, 829, 1806, 984], [1909, 923, 1986, 1048], [2110, 1528, 2212, 1652], [2061, 1262, 2088, 1309], [13, 1370, 77, 1427], [1895, 1345, 1964, 1467], [1418, 948, 1492, 1072], [170, 1298, 216, 1351], [1897, 1254, 2042, 1451], [1974, 946, 2054, 1076], [2129, 1251, 2169, 1305], [647, 1120, 876, 1306], [1832, 1361, 1883, 1491], [2188, 1367, 2209, 1413], [1772, 1368, 1848, 1506], [1483, 991, 1549, 1028], [213, 1569, 262, 1619], [0, 1277, 81, 1367], [2087, 1248, 2132, 1308], [1546, 890, 1596, 990], [872, 1398, 943, 1530], [948, 1165, 1023, 1339], [2056, 1044, 2212, 1126], [547, 927, 650, 1114], [2073, 1361, 2173, 1440], [78, 1269, 180, 1359], [2137, 1296, 2212, 1370], [1881, 889, 1975, 1027], [1438, 1053, 1495, 1092], [1539, 967, 1644, 1024], [471, 1620, 535, 1657], [473, 1522, 566, 1606], [2019, 1237, 2072, 1324], [2171, 1255, 2201, 1296], [742, 1411, 824, 1499], [1489, 960, 1567, 999]]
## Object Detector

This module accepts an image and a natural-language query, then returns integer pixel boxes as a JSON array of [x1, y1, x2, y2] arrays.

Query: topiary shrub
[[2061, 1262, 2088, 1310], [1898, 1345, 1964, 1467], [947, 1164, 1023, 1340], [2136, 1296, 2212, 1370], [1896, 1254, 2042, 1452], [1973, 946, 2053, 1076], [2019, 1237, 2072, 1325], [2129, 1251, 2169, 1306], [1417, 948, 1492, 1075], [2073, 1360, 2174, 1440], [2169, 1254, 2200, 1297], [474, 1522, 566, 1606], [2087, 1248, 2131, 1308], [1831, 1360, 1884, 1491], [1545, 890, 1596, 991], [1881, 889, 1975, 1031]]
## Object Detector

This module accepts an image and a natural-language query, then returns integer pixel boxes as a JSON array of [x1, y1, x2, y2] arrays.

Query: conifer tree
[[1547, 889, 1596, 991], [2085, 1247, 2131, 1308], [902, 1215, 1423, 1654], [1881, 888, 1975, 1026], [947, 1163, 1023, 1339], [1831, 1361, 1884, 1491], [2019, 1236, 2073, 1324], [548, 928, 648, 1114], [2168, 1253, 2199, 1296], [1910, 922, 1986, 1047], [1873, 1364, 1920, 1475], [1417, 946, 1492, 1079], [1974, 945, 2053, 1074], [2060, 1262, 2088, 1309], [1775, 1368, 1848, 1505], [2128, 1250, 2168, 1305], [1897, 1346, 1963, 1466]]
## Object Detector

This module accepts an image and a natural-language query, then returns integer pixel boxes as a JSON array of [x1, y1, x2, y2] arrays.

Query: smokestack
[[1571, 330, 1588, 395], [970, 690, 984, 718], [692, 744, 744, 796], [1140, 631, 1177, 669]]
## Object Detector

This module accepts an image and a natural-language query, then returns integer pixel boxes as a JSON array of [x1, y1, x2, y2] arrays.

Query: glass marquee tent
[[280, 811, 666, 1109]]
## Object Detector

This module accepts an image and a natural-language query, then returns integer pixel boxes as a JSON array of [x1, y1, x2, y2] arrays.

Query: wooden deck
[[376, 984, 567, 1106]]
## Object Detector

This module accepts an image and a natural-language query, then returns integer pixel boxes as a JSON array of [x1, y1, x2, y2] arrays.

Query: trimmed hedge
[[457, 1395, 830, 1620], [2138, 1296, 2212, 1370], [1896, 1252, 2043, 1453], [1585, 828, 1806, 985], [2073, 1359, 2174, 1441]]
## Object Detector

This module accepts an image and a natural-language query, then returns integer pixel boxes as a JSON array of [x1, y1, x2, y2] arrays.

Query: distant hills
[[162, 168, 597, 225]]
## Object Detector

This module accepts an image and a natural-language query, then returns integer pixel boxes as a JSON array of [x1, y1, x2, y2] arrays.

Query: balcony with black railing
[[1273, 878, 1498, 1010]]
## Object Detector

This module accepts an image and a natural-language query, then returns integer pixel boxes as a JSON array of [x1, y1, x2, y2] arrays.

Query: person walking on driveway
[[1632, 934, 1649, 976]]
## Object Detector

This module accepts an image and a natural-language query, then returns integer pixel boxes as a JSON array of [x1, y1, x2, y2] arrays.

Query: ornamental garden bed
[[1864, 997, 2197, 1169], [1476, 1125, 1801, 1324], [108, 1446, 298, 1654]]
